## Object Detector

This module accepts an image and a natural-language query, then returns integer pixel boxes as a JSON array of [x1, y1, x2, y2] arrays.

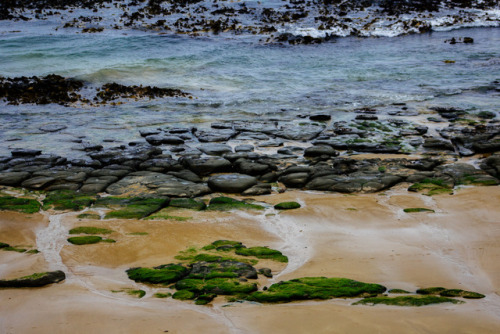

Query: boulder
[[208, 174, 258, 193], [0, 271, 66, 288]]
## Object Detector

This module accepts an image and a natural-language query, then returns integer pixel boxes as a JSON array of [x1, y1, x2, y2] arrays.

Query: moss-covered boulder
[[416, 287, 446, 295], [0, 242, 9, 249], [408, 179, 453, 196], [67, 236, 102, 245], [274, 201, 301, 210], [388, 289, 410, 294], [69, 226, 113, 235], [403, 208, 435, 213], [169, 198, 206, 211], [354, 295, 463, 306], [175, 278, 258, 295], [97, 197, 169, 219], [188, 260, 258, 280], [126, 264, 189, 285], [195, 293, 217, 305], [0, 196, 41, 213], [202, 240, 244, 251], [207, 197, 264, 211], [0, 271, 66, 288], [439, 289, 485, 299], [235, 247, 288, 263], [172, 290, 196, 300], [42, 191, 95, 211], [246, 277, 386, 303]]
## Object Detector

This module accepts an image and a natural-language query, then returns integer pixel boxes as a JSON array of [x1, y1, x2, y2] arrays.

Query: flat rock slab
[[106, 171, 210, 198], [0, 271, 66, 288], [208, 173, 258, 193]]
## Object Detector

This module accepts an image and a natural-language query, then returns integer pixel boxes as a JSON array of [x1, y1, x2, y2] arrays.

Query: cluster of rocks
[[1, 1, 498, 43], [0, 75, 189, 106]]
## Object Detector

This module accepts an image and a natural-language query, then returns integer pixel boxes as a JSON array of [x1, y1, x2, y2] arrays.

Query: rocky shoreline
[[1, 1, 499, 43]]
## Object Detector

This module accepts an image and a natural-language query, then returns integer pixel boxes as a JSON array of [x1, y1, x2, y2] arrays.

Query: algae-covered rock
[[207, 197, 264, 211], [0, 271, 66, 288], [195, 294, 217, 305], [354, 295, 463, 306], [188, 260, 258, 280], [0, 196, 41, 214], [235, 247, 288, 263], [126, 264, 189, 285], [274, 202, 301, 210], [175, 278, 258, 295], [98, 197, 169, 219], [246, 277, 386, 303], [416, 287, 446, 295], [172, 290, 196, 300], [69, 226, 113, 235], [439, 289, 485, 299], [169, 198, 206, 211], [43, 191, 94, 211], [403, 208, 435, 213], [67, 236, 102, 245], [408, 179, 453, 196]]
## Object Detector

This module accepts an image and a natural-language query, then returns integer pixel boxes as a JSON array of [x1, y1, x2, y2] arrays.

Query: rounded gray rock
[[208, 174, 258, 193]]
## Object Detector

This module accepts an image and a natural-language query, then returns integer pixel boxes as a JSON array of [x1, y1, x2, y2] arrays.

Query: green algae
[[403, 208, 435, 213], [388, 289, 411, 294], [127, 289, 146, 298], [172, 290, 196, 300], [169, 198, 206, 211], [245, 277, 386, 303], [144, 208, 191, 221], [69, 226, 113, 235], [0, 196, 41, 214], [417, 287, 485, 299], [67, 236, 102, 245], [274, 201, 301, 210], [76, 213, 101, 220], [207, 197, 264, 211], [175, 278, 258, 295], [354, 295, 463, 306], [153, 292, 171, 298], [42, 191, 94, 211], [235, 247, 288, 263], [126, 264, 189, 285], [408, 178, 453, 196], [99, 197, 169, 219]]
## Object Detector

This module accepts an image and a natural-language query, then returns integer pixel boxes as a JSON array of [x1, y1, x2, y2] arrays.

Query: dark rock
[[355, 114, 378, 121], [258, 268, 273, 278], [197, 144, 233, 156], [234, 144, 254, 152], [0, 271, 66, 288], [0, 172, 31, 186], [279, 172, 310, 188], [106, 171, 210, 198], [241, 183, 272, 196], [21, 176, 55, 189], [168, 170, 202, 183], [423, 138, 455, 151], [190, 260, 257, 280], [11, 149, 42, 157], [181, 157, 232, 176], [304, 145, 339, 157], [208, 174, 257, 193], [139, 158, 183, 173], [270, 124, 325, 141], [309, 113, 331, 121], [234, 159, 271, 176], [402, 158, 444, 171], [195, 129, 236, 142], [139, 129, 161, 137], [144, 134, 184, 146]]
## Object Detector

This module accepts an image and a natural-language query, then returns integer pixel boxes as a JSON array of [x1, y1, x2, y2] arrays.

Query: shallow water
[[0, 25, 499, 158]]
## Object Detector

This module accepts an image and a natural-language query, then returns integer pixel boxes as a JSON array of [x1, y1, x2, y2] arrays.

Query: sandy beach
[[1, 186, 500, 333]]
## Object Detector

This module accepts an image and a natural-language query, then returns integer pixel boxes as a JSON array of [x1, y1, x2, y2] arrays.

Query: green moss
[[128, 289, 146, 298], [0, 196, 41, 214], [172, 290, 196, 300], [408, 179, 453, 196], [169, 198, 207, 211], [128, 232, 149, 236], [416, 287, 446, 295], [126, 264, 189, 285], [3, 246, 27, 253], [478, 111, 495, 119], [354, 295, 463, 306], [235, 247, 288, 263], [202, 240, 244, 251], [403, 208, 435, 213], [246, 277, 386, 303], [175, 278, 258, 295], [195, 294, 217, 305], [154, 292, 172, 298], [388, 289, 410, 294], [439, 289, 485, 299], [100, 197, 169, 219], [274, 202, 301, 210], [378, 166, 387, 173], [67, 236, 102, 245], [69, 226, 113, 235], [20, 272, 49, 280], [459, 176, 498, 186], [207, 197, 264, 211], [42, 191, 95, 211], [26, 249, 40, 254], [77, 213, 101, 220], [102, 238, 116, 243]]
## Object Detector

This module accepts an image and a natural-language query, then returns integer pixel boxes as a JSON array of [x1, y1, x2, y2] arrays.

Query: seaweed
[[354, 295, 463, 306], [0, 196, 41, 214], [67, 236, 102, 245], [42, 191, 94, 211], [69, 226, 113, 235], [274, 202, 301, 210], [126, 264, 189, 285], [235, 247, 288, 263], [207, 197, 264, 211]]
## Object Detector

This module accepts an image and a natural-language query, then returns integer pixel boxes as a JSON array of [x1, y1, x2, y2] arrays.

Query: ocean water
[[0, 25, 500, 158]]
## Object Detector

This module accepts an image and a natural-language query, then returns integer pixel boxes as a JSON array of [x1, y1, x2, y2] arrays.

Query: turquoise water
[[1, 27, 499, 157]]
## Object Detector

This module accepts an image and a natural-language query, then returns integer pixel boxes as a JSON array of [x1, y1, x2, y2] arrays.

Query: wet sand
[[1, 186, 500, 333]]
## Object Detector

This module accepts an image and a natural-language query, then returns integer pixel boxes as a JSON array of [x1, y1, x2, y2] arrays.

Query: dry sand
[[1, 186, 500, 333]]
